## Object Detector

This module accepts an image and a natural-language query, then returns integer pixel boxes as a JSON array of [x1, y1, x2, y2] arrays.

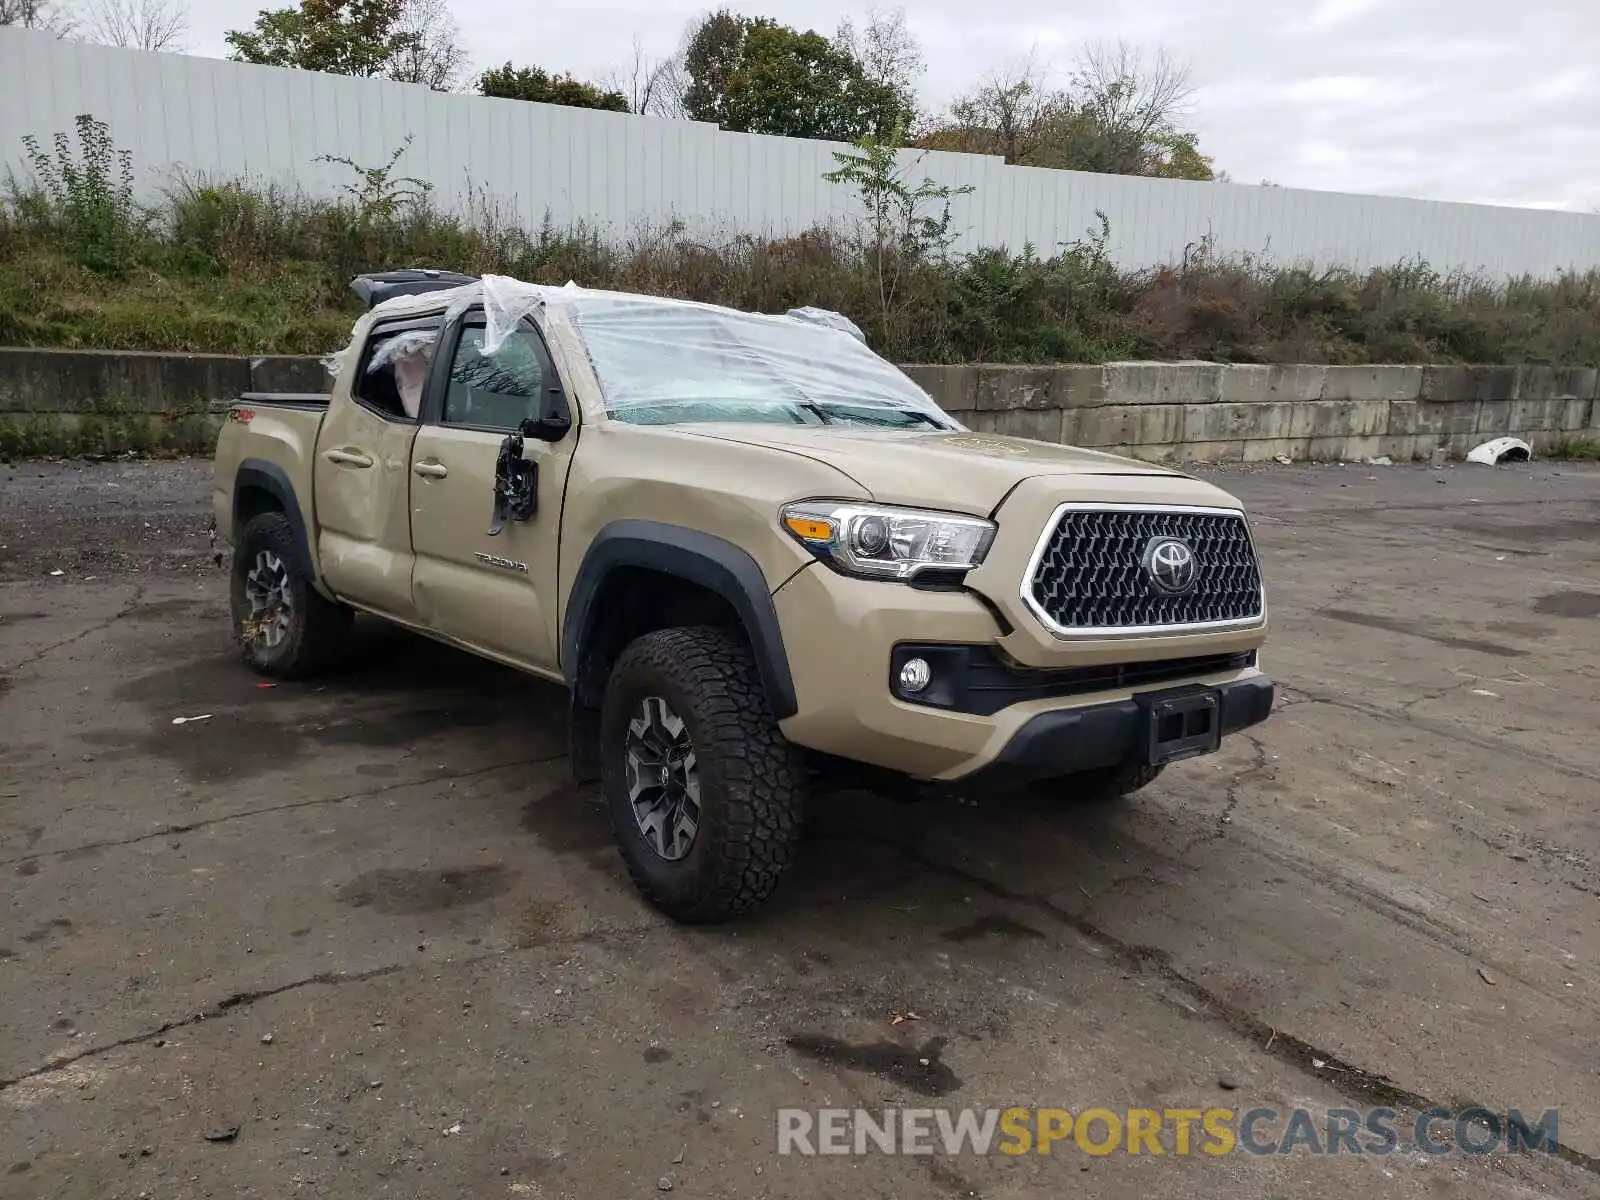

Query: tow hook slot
[[489, 431, 538, 535]]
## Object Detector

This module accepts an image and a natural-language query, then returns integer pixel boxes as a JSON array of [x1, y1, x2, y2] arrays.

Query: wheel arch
[[234, 459, 315, 582], [562, 521, 799, 723]]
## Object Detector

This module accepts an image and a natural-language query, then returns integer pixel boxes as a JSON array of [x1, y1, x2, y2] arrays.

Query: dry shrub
[[3, 172, 1599, 365]]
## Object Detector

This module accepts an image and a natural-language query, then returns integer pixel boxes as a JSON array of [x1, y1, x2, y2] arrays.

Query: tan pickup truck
[[213, 270, 1273, 923]]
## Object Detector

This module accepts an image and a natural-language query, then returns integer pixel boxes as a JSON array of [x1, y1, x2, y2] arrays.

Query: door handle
[[323, 448, 374, 468], [412, 461, 449, 479]]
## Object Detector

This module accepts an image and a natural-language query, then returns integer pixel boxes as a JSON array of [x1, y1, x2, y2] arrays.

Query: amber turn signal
[[783, 515, 835, 542]]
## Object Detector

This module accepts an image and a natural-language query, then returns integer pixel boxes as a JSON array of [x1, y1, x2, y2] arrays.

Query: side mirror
[[520, 390, 571, 443]]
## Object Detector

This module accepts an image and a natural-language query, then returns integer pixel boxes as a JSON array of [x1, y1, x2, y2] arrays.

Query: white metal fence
[[4, 27, 1598, 278]]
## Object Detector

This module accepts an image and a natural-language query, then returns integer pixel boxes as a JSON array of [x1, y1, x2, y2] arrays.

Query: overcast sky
[[176, 0, 1598, 211]]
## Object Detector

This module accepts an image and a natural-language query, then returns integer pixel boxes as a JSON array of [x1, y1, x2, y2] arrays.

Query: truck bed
[[212, 392, 331, 549]]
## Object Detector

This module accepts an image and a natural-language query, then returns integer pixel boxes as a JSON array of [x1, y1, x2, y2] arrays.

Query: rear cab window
[[352, 317, 443, 422]]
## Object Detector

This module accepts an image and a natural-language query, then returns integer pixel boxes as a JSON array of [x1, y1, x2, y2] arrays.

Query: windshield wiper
[[815, 404, 948, 429]]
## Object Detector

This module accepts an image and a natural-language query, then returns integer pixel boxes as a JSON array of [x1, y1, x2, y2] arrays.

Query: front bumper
[[955, 674, 1274, 791], [771, 563, 1271, 782]]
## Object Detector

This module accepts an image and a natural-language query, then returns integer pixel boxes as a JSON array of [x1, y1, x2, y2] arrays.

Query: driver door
[[408, 313, 578, 676]]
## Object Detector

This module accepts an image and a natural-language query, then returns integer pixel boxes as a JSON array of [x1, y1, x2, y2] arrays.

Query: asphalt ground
[[1, 457, 1597, 1199]]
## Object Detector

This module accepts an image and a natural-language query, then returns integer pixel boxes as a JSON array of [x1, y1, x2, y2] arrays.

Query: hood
[[673, 424, 1183, 514]]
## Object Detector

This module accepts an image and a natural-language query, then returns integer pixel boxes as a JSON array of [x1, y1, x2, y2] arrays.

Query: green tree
[[477, 63, 630, 112], [225, 0, 464, 89], [682, 10, 911, 141], [1146, 132, 1215, 181], [227, 0, 407, 76], [938, 42, 1215, 181], [682, 9, 760, 127]]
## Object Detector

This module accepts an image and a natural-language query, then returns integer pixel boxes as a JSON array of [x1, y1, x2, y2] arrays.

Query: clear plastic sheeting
[[364, 328, 438, 373], [783, 306, 866, 343], [322, 348, 347, 378], [567, 295, 955, 430], [427, 274, 563, 355], [487, 276, 578, 355], [363, 328, 439, 420], [356, 274, 957, 430]]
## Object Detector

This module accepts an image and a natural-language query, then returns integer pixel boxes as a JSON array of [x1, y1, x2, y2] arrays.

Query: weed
[[315, 134, 434, 225], [0, 396, 215, 461], [4, 118, 1600, 367], [18, 114, 142, 275], [1551, 436, 1600, 460]]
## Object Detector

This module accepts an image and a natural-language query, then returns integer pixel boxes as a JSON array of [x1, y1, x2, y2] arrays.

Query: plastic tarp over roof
[[364, 275, 957, 428]]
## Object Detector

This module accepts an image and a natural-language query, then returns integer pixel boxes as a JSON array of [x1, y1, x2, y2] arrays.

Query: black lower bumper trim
[[954, 675, 1275, 790]]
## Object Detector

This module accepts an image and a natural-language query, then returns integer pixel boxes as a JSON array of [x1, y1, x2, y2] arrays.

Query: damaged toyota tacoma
[[212, 270, 1274, 923]]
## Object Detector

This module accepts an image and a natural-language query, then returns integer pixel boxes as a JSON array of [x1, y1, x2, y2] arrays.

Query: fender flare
[[234, 459, 314, 578], [562, 520, 799, 720]]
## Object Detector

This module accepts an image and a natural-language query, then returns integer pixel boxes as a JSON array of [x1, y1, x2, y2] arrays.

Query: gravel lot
[[1, 457, 1598, 1199]]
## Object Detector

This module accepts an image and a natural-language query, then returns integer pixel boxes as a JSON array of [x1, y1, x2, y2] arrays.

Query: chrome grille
[[1025, 506, 1264, 635]]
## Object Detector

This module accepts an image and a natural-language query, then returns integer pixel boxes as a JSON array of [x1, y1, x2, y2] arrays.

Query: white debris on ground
[[1466, 437, 1533, 465]]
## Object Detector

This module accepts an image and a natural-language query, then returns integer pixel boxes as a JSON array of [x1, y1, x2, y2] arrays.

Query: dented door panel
[[311, 318, 443, 620], [313, 398, 420, 619]]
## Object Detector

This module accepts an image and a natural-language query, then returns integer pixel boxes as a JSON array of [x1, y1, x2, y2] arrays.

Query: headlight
[[781, 501, 996, 580]]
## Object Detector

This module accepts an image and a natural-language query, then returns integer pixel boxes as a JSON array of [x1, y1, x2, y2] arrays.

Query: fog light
[[898, 657, 932, 694]]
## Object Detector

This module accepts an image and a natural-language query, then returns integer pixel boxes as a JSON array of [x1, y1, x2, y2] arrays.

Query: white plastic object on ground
[[1465, 436, 1532, 465]]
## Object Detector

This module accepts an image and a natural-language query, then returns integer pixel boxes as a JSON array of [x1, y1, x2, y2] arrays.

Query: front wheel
[[600, 625, 805, 923], [230, 511, 352, 679]]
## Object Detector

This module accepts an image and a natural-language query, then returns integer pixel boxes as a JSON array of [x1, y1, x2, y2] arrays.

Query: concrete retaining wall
[[2, 347, 1597, 461], [0, 348, 327, 415], [902, 363, 1600, 462]]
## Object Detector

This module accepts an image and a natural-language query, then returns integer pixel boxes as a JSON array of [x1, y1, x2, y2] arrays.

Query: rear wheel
[[600, 625, 805, 923], [230, 511, 351, 679]]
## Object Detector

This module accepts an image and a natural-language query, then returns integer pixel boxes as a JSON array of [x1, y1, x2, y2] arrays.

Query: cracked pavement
[[1, 458, 1598, 1198]]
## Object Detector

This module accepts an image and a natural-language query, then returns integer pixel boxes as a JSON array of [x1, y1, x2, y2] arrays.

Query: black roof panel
[[349, 270, 479, 310]]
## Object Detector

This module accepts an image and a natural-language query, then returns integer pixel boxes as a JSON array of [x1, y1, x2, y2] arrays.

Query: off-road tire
[[230, 511, 352, 679], [1034, 761, 1165, 803], [600, 625, 805, 923]]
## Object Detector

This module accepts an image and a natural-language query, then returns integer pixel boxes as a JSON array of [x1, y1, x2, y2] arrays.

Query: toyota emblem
[[1142, 536, 1198, 594]]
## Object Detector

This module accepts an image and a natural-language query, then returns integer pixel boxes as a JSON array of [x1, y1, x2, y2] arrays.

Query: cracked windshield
[[570, 298, 958, 429]]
